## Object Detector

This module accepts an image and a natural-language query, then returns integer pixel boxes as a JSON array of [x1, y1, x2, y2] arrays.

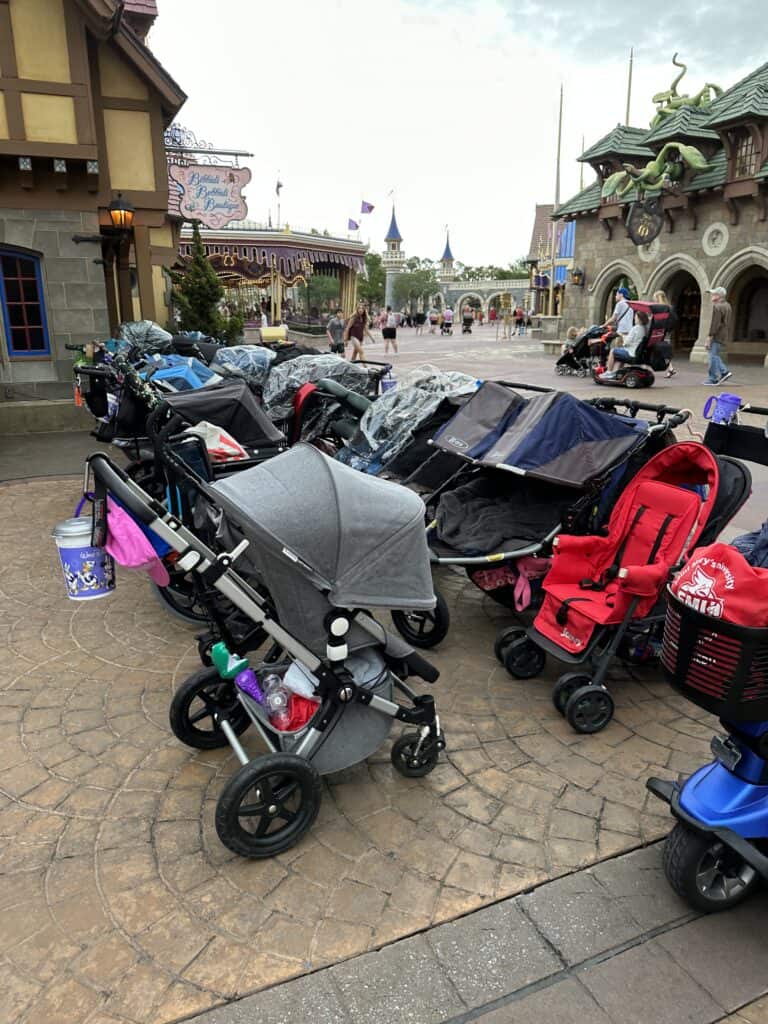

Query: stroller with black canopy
[[83, 445, 446, 858], [555, 324, 607, 377]]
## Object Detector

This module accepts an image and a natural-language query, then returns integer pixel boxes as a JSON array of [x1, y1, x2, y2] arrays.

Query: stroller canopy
[[212, 443, 435, 610], [164, 380, 286, 448], [262, 355, 372, 420], [144, 354, 220, 391], [432, 384, 646, 487]]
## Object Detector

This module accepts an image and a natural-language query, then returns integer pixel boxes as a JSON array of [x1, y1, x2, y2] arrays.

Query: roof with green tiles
[[579, 125, 654, 162], [702, 62, 768, 126], [553, 182, 602, 219], [682, 148, 727, 191], [642, 106, 720, 146]]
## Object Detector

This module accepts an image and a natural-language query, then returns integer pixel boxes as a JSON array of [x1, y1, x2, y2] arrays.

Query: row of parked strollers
[[64, 320, 768, 914]]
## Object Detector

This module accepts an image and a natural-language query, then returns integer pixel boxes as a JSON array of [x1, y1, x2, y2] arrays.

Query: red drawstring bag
[[671, 543, 768, 627]]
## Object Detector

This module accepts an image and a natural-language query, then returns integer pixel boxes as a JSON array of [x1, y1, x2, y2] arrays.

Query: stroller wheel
[[197, 635, 214, 667], [169, 668, 251, 749], [215, 753, 321, 859], [391, 731, 441, 778], [151, 577, 211, 625], [552, 673, 592, 715], [564, 685, 614, 734], [662, 822, 760, 913], [391, 590, 450, 649], [501, 630, 546, 679]]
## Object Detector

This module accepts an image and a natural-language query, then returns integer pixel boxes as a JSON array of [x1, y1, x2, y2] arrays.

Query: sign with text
[[169, 164, 251, 229]]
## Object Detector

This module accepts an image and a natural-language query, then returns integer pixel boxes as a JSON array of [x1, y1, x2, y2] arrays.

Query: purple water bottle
[[235, 668, 264, 704]]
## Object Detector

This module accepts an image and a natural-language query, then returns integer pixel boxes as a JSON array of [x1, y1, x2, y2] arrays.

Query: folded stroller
[[555, 325, 606, 377], [84, 446, 445, 859], [498, 442, 751, 733]]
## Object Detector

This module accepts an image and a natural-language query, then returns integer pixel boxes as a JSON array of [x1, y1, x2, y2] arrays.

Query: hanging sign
[[169, 164, 251, 229], [626, 196, 664, 246]]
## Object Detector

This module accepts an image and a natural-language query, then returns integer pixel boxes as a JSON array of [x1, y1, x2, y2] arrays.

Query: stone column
[[689, 292, 714, 364]]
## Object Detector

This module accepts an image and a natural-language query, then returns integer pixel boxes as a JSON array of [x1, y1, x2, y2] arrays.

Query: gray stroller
[[84, 445, 445, 859]]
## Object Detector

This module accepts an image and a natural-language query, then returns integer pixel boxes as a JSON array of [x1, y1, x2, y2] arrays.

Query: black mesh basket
[[662, 590, 768, 722]]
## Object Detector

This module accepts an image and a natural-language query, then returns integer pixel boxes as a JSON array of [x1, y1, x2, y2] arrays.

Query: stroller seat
[[533, 453, 717, 656]]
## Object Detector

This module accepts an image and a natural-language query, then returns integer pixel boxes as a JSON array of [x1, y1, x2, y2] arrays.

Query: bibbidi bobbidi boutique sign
[[169, 165, 251, 228]]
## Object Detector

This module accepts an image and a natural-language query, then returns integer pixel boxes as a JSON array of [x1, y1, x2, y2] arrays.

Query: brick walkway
[[0, 474, 737, 1024]]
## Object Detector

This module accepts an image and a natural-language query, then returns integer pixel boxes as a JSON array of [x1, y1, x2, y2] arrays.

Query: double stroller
[[84, 444, 445, 858], [497, 441, 751, 733]]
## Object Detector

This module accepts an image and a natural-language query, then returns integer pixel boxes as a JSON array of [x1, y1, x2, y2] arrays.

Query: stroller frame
[[85, 451, 444, 855]]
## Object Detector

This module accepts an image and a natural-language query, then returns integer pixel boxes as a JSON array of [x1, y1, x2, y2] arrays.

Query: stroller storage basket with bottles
[[84, 444, 445, 859]]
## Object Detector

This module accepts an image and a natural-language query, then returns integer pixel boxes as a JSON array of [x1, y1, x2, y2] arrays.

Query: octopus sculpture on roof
[[650, 53, 723, 128], [601, 141, 711, 201]]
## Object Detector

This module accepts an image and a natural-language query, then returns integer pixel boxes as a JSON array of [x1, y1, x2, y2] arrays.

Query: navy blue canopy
[[431, 383, 646, 487]]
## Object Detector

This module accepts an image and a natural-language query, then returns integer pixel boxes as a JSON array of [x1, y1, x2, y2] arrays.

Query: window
[[734, 130, 758, 178], [0, 250, 50, 357]]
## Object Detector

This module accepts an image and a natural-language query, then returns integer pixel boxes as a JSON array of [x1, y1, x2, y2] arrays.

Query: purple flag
[[348, 218, 360, 230], [360, 200, 374, 214]]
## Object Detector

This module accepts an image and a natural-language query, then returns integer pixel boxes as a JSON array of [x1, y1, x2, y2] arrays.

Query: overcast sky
[[149, 0, 759, 266]]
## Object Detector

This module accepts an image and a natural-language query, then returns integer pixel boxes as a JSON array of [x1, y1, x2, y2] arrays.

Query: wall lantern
[[570, 267, 586, 287], [108, 192, 135, 231]]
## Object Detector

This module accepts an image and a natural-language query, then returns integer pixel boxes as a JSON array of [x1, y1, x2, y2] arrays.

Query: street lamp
[[108, 192, 135, 231]]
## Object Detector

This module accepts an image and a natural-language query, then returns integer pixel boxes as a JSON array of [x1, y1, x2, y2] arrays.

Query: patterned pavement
[[0, 474, 727, 1024]]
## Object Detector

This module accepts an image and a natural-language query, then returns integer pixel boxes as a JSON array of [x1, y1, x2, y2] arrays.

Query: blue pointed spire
[[441, 230, 454, 262], [384, 206, 402, 243]]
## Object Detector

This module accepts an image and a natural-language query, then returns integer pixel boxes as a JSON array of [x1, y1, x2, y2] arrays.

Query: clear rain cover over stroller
[[118, 320, 173, 355], [211, 444, 435, 655], [341, 364, 478, 472], [210, 344, 276, 388], [262, 354, 372, 420]]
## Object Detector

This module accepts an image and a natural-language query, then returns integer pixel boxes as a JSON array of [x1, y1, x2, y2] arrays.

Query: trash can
[[52, 517, 115, 601]]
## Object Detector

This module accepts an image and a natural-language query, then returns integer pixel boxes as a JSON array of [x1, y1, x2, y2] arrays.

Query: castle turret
[[438, 230, 455, 282], [382, 206, 405, 309]]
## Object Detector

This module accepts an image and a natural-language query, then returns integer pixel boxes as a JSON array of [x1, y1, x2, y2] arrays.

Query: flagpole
[[626, 47, 634, 124], [548, 84, 563, 319], [580, 134, 585, 191]]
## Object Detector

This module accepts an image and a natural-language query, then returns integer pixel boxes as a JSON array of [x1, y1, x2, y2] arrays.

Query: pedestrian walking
[[502, 306, 513, 340], [428, 307, 439, 333], [326, 308, 346, 354], [515, 306, 525, 336], [652, 290, 678, 378], [443, 305, 454, 335], [382, 306, 399, 355], [344, 303, 375, 362], [415, 310, 426, 335], [704, 286, 732, 385], [602, 287, 634, 342]]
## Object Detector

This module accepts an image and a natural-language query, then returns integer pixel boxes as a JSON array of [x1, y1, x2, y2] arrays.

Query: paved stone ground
[[189, 843, 768, 1024], [2, 338, 768, 1024]]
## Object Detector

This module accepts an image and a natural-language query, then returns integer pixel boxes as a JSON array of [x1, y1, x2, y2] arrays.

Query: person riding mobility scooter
[[593, 301, 674, 390]]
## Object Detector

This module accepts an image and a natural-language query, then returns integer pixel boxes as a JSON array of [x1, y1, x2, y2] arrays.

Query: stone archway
[[645, 254, 708, 353], [455, 292, 485, 315], [588, 259, 643, 324], [712, 248, 768, 358]]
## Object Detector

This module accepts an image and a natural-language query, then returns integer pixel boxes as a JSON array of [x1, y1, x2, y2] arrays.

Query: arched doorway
[[731, 267, 768, 347], [600, 274, 638, 323], [664, 271, 701, 351]]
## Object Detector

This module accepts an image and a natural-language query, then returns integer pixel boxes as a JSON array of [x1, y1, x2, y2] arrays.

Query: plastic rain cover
[[346, 364, 477, 471], [118, 320, 173, 355], [210, 345, 276, 387], [262, 354, 371, 420]]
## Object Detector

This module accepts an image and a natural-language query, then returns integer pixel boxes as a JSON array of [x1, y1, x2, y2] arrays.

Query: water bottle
[[234, 668, 264, 704], [263, 674, 291, 731]]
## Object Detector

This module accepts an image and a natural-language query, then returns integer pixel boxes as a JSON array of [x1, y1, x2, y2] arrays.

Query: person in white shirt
[[382, 305, 398, 354], [602, 310, 649, 377], [603, 287, 634, 338]]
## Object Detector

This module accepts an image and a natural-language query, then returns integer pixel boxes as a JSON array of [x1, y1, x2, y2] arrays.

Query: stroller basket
[[662, 591, 768, 722]]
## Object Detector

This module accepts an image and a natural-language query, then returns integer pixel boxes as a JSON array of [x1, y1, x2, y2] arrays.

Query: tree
[[296, 273, 341, 313], [170, 222, 243, 342], [456, 259, 529, 281], [393, 264, 439, 311], [357, 252, 385, 308]]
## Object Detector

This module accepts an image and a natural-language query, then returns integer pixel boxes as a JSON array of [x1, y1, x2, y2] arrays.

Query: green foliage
[[393, 264, 439, 310], [455, 260, 529, 281], [296, 273, 341, 312], [170, 222, 243, 342], [358, 252, 385, 308]]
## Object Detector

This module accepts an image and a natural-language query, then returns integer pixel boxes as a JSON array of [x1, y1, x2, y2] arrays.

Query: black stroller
[[83, 446, 445, 859], [555, 324, 607, 377], [461, 311, 473, 334]]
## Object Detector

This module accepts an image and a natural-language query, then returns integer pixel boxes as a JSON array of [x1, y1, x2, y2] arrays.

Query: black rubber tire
[[564, 685, 615, 734], [552, 673, 593, 716], [151, 576, 209, 625], [169, 667, 251, 749], [624, 371, 641, 390], [391, 732, 440, 777], [494, 625, 522, 663], [502, 631, 546, 679], [662, 822, 760, 913], [215, 753, 322, 858], [391, 590, 450, 649]]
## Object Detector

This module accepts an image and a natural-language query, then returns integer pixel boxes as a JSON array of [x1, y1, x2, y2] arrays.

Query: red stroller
[[498, 442, 751, 733]]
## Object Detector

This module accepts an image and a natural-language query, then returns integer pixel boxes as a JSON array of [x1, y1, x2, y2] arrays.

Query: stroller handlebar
[[87, 452, 160, 527]]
